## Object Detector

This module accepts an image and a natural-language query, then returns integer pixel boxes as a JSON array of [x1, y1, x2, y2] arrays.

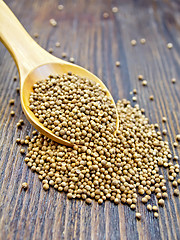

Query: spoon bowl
[[0, 1, 119, 146]]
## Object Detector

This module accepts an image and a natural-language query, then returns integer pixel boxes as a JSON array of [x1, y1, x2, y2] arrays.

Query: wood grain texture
[[0, 0, 180, 239]]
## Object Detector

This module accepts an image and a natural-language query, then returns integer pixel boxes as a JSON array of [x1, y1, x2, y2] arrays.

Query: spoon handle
[[0, 1, 55, 80]]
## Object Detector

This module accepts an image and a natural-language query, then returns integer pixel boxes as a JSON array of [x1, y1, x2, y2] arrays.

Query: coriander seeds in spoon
[[0, 1, 119, 146]]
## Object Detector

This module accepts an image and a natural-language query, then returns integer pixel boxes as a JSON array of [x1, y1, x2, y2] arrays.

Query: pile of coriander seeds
[[29, 72, 117, 145], [21, 79, 180, 216]]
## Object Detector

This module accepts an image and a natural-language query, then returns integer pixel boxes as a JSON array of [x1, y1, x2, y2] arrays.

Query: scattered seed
[[176, 134, 180, 141], [174, 189, 179, 196], [55, 42, 60, 47], [136, 213, 141, 220], [154, 212, 159, 218], [43, 183, 49, 191], [133, 89, 137, 94], [19, 119, 24, 124], [49, 18, 57, 27], [69, 57, 75, 63], [48, 48, 53, 53], [16, 122, 21, 128], [131, 40, 137, 46], [149, 95, 154, 101], [171, 78, 176, 84], [115, 61, 120, 67], [167, 43, 173, 49], [147, 204, 152, 211], [158, 199, 164, 206], [162, 192, 168, 198], [140, 38, 146, 44], [174, 156, 178, 160], [177, 179, 180, 185], [20, 149, 25, 154], [62, 52, 67, 58], [58, 4, 64, 10], [16, 138, 21, 144], [173, 142, 178, 147], [162, 129, 167, 135], [10, 111, 15, 116], [22, 182, 28, 190], [152, 206, 158, 211], [132, 96, 137, 102], [138, 75, 143, 80], [33, 33, 39, 38], [103, 12, 109, 19], [142, 80, 147, 86], [32, 130, 37, 135], [9, 99, 15, 105], [112, 7, 118, 13], [16, 87, 20, 93], [162, 117, 167, 122]]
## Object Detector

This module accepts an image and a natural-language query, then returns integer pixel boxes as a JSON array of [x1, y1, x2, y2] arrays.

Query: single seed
[[174, 156, 178, 160], [69, 57, 75, 63], [158, 199, 164, 207], [147, 204, 152, 211], [174, 189, 179, 196], [173, 142, 178, 147], [133, 89, 137, 94], [132, 96, 137, 102], [20, 149, 25, 154], [136, 213, 141, 220], [22, 182, 28, 190], [131, 40, 137, 46], [138, 75, 143, 80], [10, 111, 15, 116], [142, 80, 147, 86], [140, 38, 146, 44], [171, 78, 176, 84], [103, 12, 109, 19], [86, 198, 92, 204], [162, 192, 168, 198], [9, 99, 15, 105], [162, 117, 167, 122], [55, 42, 60, 47], [33, 33, 39, 38], [177, 179, 180, 185], [16, 122, 21, 128], [152, 206, 158, 211], [32, 130, 37, 135], [149, 95, 154, 101], [115, 61, 120, 67], [112, 7, 118, 13], [172, 181, 178, 187], [58, 4, 64, 10], [62, 52, 67, 58], [16, 138, 21, 143], [130, 204, 136, 210], [154, 212, 159, 218], [167, 43, 173, 49], [49, 18, 57, 27], [176, 134, 180, 141], [43, 183, 49, 191], [13, 76, 17, 81], [16, 87, 20, 93], [162, 129, 167, 135], [48, 48, 53, 53], [19, 119, 24, 124]]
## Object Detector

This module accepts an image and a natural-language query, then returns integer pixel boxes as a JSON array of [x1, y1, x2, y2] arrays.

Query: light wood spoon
[[0, 1, 119, 147]]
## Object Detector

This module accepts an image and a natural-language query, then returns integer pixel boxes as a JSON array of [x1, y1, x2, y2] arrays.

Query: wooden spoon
[[0, 1, 119, 147]]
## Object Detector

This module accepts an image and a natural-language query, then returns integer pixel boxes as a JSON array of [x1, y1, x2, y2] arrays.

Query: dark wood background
[[0, 0, 180, 239]]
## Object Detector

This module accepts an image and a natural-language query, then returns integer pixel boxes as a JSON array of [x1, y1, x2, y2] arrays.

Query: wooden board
[[0, 0, 180, 239]]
